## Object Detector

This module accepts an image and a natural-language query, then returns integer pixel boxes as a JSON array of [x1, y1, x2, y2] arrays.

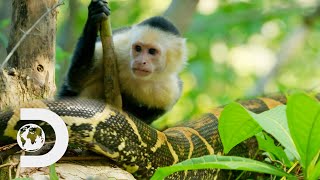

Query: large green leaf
[[256, 132, 291, 167], [151, 155, 296, 180], [251, 105, 300, 160], [219, 102, 262, 153], [286, 93, 320, 172]]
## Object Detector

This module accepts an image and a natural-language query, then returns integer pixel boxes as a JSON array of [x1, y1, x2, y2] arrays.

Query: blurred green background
[[0, 0, 320, 129]]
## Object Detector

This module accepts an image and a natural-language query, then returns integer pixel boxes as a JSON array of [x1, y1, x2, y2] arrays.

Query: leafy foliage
[[256, 132, 291, 167], [152, 93, 320, 179], [0, 0, 319, 179], [286, 93, 320, 179], [1, 0, 320, 127], [252, 105, 299, 160]]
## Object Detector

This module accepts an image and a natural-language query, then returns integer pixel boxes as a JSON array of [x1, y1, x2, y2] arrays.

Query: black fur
[[59, 0, 110, 97], [121, 93, 166, 124], [139, 16, 180, 36]]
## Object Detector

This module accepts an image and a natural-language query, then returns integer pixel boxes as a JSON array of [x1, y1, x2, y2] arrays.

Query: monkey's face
[[130, 42, 164, 80]]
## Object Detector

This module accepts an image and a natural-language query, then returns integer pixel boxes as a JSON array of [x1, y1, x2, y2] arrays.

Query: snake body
[[0, 94, 314, 179]]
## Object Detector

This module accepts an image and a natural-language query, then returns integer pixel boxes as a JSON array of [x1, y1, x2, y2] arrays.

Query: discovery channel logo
[[16, 108, 69, 167]]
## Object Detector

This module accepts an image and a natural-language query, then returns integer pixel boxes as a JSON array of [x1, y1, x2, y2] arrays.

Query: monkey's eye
[[148, 48, 157, 55], [135, 45, 142, 52]]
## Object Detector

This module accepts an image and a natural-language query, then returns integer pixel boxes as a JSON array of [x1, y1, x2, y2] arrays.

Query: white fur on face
[[93, 25, 187, 109]]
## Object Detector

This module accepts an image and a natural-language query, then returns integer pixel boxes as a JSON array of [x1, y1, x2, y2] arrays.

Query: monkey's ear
[[165, 38, 188, 73]]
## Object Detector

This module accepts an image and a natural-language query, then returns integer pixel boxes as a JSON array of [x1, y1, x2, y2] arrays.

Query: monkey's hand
[[88, 0, 111, 24]]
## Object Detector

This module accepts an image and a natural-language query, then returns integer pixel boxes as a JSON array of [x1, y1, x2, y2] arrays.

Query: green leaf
[[49, 164, 59, 180], [286, 93, 320, 172], [151, 155, 296, 180], [256, 132, 291, 167], [251, 105, 300, 160], [309, 158, 320, 180], [308, 150, 320, 180], [219, 102, 262, 153]]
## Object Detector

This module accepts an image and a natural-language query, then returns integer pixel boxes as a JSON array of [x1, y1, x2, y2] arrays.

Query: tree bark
[[163, 0, 199, 34], [0, 0, 57, 111], [0, 1, 12, 61]]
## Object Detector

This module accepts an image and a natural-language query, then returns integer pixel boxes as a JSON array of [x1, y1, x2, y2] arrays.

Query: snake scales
[[1, 93, 315, 179]]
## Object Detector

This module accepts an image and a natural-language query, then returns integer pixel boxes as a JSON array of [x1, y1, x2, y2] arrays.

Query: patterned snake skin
[[1, 94, 317, 179]]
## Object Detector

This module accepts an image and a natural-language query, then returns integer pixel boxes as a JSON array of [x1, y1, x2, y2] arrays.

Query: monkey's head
[[129, 17, 187, 80]]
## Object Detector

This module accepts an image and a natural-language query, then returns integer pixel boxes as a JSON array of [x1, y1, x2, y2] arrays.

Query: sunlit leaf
[[219, 102, 262, 153], [251, 105, 299, 160], [151, 155, 296, 180], [309, 157, 320, 180], [287, 93, 320, 175]]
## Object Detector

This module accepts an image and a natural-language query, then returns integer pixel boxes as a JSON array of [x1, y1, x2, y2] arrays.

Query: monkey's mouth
[[132, 68, 151, 77]]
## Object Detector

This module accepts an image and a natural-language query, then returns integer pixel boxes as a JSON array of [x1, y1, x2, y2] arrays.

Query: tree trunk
[[0, 1, 135, 179], [0, 1, 12, 61], [0, 0, 57, 111]]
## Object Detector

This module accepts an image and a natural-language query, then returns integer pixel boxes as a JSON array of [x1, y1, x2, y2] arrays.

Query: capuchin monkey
[[59, 0, 187, 124]]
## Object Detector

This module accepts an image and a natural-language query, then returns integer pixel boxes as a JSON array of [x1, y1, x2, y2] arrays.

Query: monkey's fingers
[[88, 2, 110, 23], [89, 0, 110, 17]]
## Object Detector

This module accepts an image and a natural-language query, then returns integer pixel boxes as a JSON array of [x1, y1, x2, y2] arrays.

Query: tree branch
[[163, 0, 199, 34], [0, 0, 64, 70], [99, 4, 122, 109]]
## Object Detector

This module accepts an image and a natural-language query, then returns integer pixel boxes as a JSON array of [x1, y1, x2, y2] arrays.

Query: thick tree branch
[[99, 4, 122, 109], [163, 0, 199, 34]]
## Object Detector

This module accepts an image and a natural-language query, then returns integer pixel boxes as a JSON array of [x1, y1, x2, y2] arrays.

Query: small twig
[[0, 161, 18, 180], [0, 143, 18, 152], [0, 0, 64, 70], [280, 161, 299, 180], [0, 163, 16, 169], [15, 151, 24, 179], [45, 141, 56, 145], [286, 161, 299, 174], [9, 165, 12, 180], [19, 28, 41, 36]]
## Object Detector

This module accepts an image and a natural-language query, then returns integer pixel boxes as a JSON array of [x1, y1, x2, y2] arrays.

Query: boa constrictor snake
[[1, 93, 315, 179]]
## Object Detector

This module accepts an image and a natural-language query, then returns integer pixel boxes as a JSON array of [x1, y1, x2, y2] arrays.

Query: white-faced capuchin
[[59, 0, 188, 124]]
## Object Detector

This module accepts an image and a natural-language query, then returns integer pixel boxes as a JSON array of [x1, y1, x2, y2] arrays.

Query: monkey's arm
[[59, 1, 110, 97]]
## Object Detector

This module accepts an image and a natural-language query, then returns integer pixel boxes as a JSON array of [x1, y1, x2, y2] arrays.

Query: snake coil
[[0, 93, 308, 179]]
